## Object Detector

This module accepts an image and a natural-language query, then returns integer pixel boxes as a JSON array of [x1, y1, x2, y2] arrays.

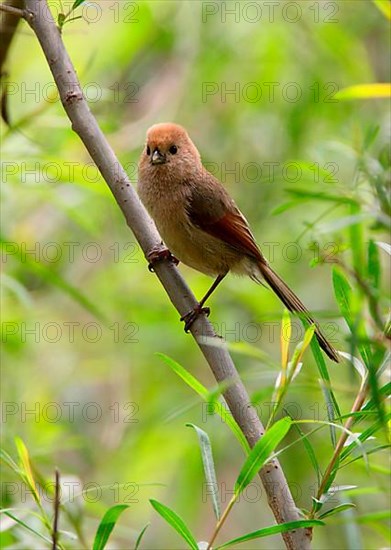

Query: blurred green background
[[1, 1, 390, 548]]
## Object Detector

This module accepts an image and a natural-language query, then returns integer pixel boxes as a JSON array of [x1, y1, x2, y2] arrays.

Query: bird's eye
[[146, 145, 151, 156], [169, 145, 177, 154]]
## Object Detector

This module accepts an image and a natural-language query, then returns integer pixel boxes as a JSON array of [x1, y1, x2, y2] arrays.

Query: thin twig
[[52, 468, 60, 550], [22, 2, 312, 548], [310, 379, 369, 515], [0, 0, 25, 74], [0, 2, 24, 18]]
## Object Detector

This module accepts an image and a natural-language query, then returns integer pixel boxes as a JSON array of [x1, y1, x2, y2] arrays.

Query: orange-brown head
[[138, 123, 202, 182]]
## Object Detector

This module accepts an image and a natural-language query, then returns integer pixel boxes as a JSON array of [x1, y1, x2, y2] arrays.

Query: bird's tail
[[257, 262, 340, 363]]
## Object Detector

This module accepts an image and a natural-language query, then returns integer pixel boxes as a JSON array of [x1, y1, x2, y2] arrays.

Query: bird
[[137, 122, 339, 362]]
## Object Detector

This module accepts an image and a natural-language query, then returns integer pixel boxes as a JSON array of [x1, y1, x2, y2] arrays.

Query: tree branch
[[0, 0, 25, 74], [22, 1, 311, 547]]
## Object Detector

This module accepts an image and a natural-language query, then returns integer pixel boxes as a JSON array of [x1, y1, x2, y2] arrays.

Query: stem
[[52, 469, 60, 550], [0, 3, 24, 17], [207, 495, 236, 550], [310, 379, 369, 516]]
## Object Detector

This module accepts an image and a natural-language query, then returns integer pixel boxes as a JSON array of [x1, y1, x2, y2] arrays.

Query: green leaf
[[292, 423, 321, 486], [58, 13, 66, 27], [332, 268, 352, 327], [321, 379, 337, 447], [72, 0, 87, 9], [272, 201, 298, 215], [0, 448, 20, 474], [318, 503, 356, 519], [340, 413, 391, 461], [235, 417, 292, 496], [156, 353, 208, 398], [372, 0, 391, 19], [363, 125, 380, 149], [149, 500, 198, 550], [338, 353, 367, 385], [281, 308, 291, 370], [332, 268, 372, 367], [186, 424, 221, 520], [362, 380, 390, 414], [206, 400, 250, 452], [157, 354, 249, 452], [92, 505, 130, 550], [335, 83, 391, 100], [308, 325, 340, 445], [368, 240, 381, 292], [134, 523, 150, 550], [3, 512, 52, 544], [341, 445, 390, 469], [285, 189, 356, 204], [376, 241, 391, 256], [290, 324, 315, 374], [14, 438, 40, 505], [216, 520, 324, 549]]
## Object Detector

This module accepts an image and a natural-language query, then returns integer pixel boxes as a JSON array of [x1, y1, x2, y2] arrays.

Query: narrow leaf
[[375, 241, 391, 255], [333, 268, 352, 327], [157, 354, 249, 452], [292, 424, 321, 486], [157, 353, 208, 398], [285, 189, 356, 204], [72, 0, 87, 9], [318, 503, 356, 519], [92, 505, 129, 550], [306, 316, 340, 409], [333, 267, 372, 367], [3, 512, 52, 544], [341, 445, 390, 469], [206, 400, 250, 452], [281, 309, 291, 370], [309, 331, 339, 446], [340, 414, 391, 461], [0, 449, 20, 473], [134, 523, 150, 550], [335, 83, 391, 100], [235, 417, 292, 496], [367, 240, 381, 291], [186, 424, 221, 519], [290, 324, 315, 375], [372, 0, 391, 20], [14, 438, 39, 505], [149, 500, 198, 550], [216, 520, 324, 549], [338, 352, 367, 385]]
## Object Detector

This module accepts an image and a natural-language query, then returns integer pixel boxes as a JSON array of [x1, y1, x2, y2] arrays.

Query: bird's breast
[[138, 176, 243, 276]]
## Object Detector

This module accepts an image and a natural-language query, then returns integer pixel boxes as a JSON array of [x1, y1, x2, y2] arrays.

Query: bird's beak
[[151, 148, 166, 165]]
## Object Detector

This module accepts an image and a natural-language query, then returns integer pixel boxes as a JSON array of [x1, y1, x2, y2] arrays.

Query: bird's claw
[[147, 247, 179, 272], [181, 305, 210, 332]]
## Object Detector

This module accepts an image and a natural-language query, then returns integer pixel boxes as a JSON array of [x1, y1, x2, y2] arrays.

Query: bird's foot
[[181, 305, 210, 332], [147, 246, 179, 272]]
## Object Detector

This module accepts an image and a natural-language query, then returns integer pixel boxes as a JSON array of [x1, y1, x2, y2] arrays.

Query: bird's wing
[[186, 176, 264, 262]]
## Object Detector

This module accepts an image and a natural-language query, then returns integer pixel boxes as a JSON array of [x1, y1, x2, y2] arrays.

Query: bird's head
[[139, 123, 202, 181]]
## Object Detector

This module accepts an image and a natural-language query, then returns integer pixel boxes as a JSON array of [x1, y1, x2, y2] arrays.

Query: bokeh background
[[1, 1, 390, 548]]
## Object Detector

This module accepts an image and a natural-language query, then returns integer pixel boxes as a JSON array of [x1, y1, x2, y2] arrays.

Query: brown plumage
[[138, 122, 339, 362]]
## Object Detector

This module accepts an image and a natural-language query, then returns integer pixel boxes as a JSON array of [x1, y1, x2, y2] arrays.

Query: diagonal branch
[[21, 1, 311, 548]]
